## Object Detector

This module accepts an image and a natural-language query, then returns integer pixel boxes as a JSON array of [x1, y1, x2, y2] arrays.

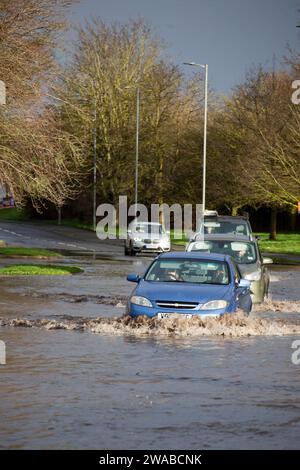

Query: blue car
[[126, 252, 252, 318]]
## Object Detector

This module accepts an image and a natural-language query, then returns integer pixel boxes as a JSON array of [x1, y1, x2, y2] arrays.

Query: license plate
[[158, 313, 193, 320]]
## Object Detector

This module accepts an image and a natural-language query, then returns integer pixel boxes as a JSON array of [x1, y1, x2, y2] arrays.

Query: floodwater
[[1, 256, 300, 449]]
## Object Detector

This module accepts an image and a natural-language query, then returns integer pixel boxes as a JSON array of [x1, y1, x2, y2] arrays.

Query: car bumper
[[128, 303, 230, 319], [132, 241, 170, 253]]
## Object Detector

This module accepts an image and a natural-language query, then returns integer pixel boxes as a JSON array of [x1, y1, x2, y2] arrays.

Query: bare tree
[[0, 0, 85, 207]]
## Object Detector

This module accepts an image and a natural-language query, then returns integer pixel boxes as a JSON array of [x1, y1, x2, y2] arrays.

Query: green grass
[[58, 219, 127, 238], [58, 218, 94, 231], [256, 233, 300, 255], [0, 207, 28, 221], [0, 247, 61, 258], [170, 229, 188, 246], [0, 264, 83, 276]]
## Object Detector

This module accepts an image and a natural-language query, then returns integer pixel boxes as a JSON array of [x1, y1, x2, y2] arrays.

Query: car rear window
[[203, 219, 250, 236]]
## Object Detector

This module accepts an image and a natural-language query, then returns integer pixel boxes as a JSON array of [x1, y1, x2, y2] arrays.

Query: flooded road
[[1, 254, 300, 449]]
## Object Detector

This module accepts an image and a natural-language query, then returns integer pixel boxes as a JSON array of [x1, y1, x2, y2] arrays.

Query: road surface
[[0, 220, 123, 255]]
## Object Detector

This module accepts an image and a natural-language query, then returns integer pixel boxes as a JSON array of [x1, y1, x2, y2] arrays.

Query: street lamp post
[[183, 62, 208, 212], [123, 85, 140, 209], [135, 87, 140, 209], [93, 96, 97, 232]]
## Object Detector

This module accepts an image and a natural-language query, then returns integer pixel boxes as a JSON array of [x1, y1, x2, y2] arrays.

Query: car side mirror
[[262, 257, 273, 265], [237, 279, 251, 289], [127, 273, 140, 283]]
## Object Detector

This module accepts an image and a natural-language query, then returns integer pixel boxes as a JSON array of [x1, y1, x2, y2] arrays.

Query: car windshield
[[145, 259, 230, 285], [189, 240, 257, 264], [132, 223, 164, 235], [203, 219, 250, 236]]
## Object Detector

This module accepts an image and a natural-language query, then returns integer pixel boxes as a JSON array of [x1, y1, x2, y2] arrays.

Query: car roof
[[192, 234, 256, 243], [204, 215, 250, 222], [158, 251, 230, 262]]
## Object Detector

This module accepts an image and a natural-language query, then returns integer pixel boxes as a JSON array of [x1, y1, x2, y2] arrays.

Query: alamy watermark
[[291, 340, 300, 365], [0, 340, 6, 365], [95, 196, 205, 240], [291, 80, 300, 104]]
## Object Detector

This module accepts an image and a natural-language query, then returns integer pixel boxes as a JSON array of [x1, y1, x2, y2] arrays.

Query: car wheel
[[265, 282, 270, 299], [129, 244, 136, 256]]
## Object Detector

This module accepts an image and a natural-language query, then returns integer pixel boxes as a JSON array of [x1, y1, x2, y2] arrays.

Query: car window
[[132, 223, 163, 235], [145, 259, 230, 285]]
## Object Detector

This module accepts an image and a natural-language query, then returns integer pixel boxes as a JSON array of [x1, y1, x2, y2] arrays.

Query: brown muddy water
[[0, 256, 300, 449]]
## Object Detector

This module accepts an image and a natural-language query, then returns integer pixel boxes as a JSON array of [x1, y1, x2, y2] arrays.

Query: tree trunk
[[290, 208, 297, 232], [269, 208, 277, 241], [159, 204, 165, 226], [57, 206, 62, 226]]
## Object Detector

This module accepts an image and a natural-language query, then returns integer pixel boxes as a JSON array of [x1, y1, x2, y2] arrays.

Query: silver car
[[186, 234, 273, 303], [125, 222, 171, 256]]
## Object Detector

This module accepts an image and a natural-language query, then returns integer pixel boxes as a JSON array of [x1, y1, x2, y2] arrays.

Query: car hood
[[135, 280, 231, 303]]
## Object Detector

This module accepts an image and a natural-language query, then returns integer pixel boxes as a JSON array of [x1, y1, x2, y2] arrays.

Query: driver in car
[[164, 268, 183, 282]]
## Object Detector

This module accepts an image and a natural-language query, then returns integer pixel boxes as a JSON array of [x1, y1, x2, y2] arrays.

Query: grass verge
[[255, 233, 300, 255], [0, 208, 28, 221], [0, 264, 83, 276], [0, 247, 61, 258]]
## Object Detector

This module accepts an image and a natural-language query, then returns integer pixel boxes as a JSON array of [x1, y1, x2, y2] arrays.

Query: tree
[[0, 0, 73, 105], [56, 18, 190, 209], [224, 67, 295, 238], [0, 0, 84, 208]]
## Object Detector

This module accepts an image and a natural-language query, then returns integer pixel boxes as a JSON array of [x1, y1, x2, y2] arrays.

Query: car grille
[[155, 300, 199, 310], [143, 239, 161, 244]]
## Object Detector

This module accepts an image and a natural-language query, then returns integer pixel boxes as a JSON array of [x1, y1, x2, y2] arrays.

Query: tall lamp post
[[93, 95, 97, 232], [183, 62, 208, 212], [123, 85, 140, 209], [134, 87, 140, 209]]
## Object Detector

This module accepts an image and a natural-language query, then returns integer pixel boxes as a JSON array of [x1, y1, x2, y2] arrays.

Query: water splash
[[1, 312, 300, 338], [253, 299, 300, 313]]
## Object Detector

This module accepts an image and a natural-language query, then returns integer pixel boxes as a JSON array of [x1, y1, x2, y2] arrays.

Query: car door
[[257, 245, 269, 298], [234, 263, 252, 313]]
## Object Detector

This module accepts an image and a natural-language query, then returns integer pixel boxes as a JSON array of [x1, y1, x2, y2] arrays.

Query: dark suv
[[196, 213, 253, 240]]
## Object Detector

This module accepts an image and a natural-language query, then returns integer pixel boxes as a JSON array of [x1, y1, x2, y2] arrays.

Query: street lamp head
[[183, 62, 206, 69]]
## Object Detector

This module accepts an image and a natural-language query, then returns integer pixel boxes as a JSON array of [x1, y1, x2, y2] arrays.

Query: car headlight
[[131, 296, 152, 307], [244, 270, 261, 281], [133, 237, 143, 241], [200, 300, 228, 310]]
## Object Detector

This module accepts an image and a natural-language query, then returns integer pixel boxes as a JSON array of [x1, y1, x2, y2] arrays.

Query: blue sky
[[68, 0, 300, 93]]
